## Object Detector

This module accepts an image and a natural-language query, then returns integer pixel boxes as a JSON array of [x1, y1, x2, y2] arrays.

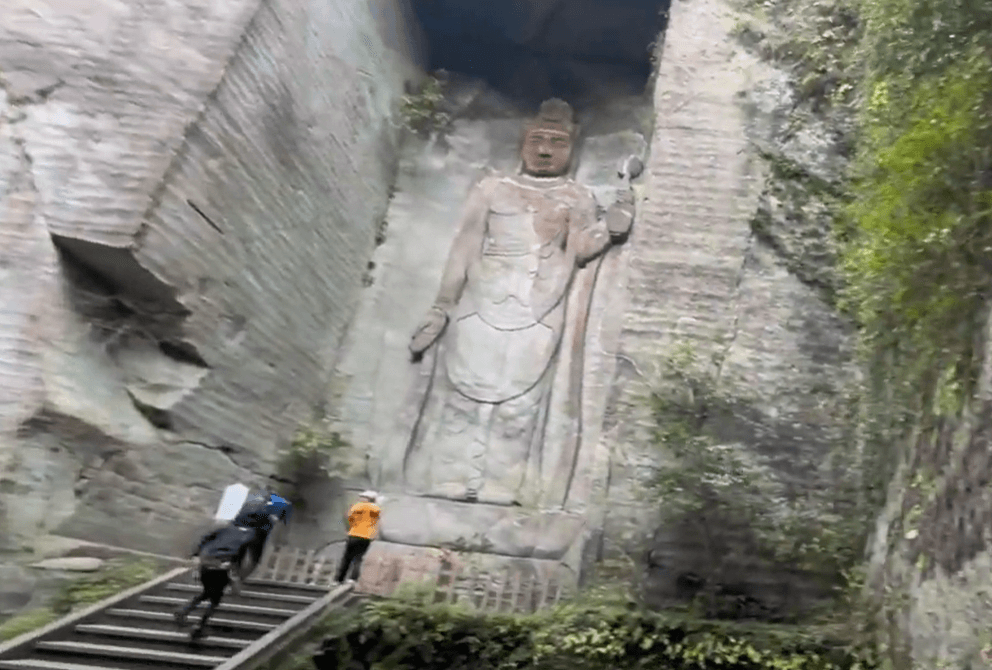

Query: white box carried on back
[[215, 483, 250, 521]]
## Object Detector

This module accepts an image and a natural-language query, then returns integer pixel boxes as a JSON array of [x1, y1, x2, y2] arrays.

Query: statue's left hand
[[606, 187, 635, 241], [409, 306, 448, 359]]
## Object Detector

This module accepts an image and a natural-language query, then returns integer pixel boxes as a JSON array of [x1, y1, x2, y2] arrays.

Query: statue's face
[[521, 129, 573, 177]]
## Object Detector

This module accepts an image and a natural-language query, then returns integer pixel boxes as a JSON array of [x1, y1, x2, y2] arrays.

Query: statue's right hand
[[409, 307, 448, 357]]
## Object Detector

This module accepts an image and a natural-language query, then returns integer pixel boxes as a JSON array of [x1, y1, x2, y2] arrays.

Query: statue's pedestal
[[378, 493, 586, 562], [357, 540, 579, 603]]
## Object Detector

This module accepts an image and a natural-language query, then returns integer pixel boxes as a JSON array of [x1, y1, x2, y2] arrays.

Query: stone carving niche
[[330, 81, 650, 575]]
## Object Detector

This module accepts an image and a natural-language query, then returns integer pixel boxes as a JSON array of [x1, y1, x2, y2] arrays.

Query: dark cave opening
[[410, 0, 671, 110]]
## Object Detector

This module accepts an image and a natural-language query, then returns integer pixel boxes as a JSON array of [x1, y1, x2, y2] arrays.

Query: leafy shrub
[[309, 598, 874, 670], [399, 76, 449, 138], [840, 0, 992, 397], [646, 345, 865, 595], [274, 425, 351, 512], [834, 0, 992, 550]]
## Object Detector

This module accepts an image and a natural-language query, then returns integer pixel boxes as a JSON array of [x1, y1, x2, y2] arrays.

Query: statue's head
[[521, 98, 577, 177]]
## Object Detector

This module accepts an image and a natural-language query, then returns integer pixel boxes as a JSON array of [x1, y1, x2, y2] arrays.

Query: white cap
[[360, 490, 378, 502]]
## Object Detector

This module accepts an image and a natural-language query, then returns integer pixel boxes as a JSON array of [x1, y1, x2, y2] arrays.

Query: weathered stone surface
[[595, 0, 854, 606], [314, 539, 578, 596], [866, 321, 992, 668], [0, 0, 421, 554], [0, 564, 36, 616], [30, 557, 104, 572], [2, 0, 855, 617], [379, 494, 587, 559]]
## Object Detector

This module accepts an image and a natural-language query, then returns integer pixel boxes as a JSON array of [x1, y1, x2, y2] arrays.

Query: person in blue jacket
[[175, 523, 254, 639]]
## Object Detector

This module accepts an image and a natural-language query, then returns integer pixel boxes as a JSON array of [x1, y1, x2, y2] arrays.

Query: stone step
[[103, 609, 276, 633], [0, 660, 124, 670], [163, 582, 318, 605], [137, 596, 297, 618], [244, 579, 331, 593], [73, 625, 248, 650], [33, 642, 225, 667]]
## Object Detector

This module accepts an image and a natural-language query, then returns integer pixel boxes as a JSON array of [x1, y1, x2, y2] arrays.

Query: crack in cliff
[[748, 205, 836, 299], [126, 390, 174, 431], [179, 440, 246, 472], [2, 96, 38, 201], [715, 231, 755, 386], [131, 0, 266, 249], [614, 353, 648, 381], [0, 67, 65, 106]]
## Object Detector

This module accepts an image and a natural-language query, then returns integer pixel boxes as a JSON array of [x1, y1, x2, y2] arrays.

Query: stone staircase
[[0, 556, 356, 670]]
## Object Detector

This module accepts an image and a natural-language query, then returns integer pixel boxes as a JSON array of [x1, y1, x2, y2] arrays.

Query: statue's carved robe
[[396, 172, 610, 507]]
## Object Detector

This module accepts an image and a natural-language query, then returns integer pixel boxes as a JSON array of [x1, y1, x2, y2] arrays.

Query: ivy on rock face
[[840, 0, 992, 416], [272, 424, 352, 513], [834, 0, 992, 551]]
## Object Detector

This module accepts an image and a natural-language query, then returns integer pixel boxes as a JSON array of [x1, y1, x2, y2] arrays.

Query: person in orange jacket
[[335, 490, 381, 584]]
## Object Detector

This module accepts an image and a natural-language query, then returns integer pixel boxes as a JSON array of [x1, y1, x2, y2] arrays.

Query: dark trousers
[[335, 536, 371, 582], [179, 567, 230, 630], [235, 528, 268, 580]]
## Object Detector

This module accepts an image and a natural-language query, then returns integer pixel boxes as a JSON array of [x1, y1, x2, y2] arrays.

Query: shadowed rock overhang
[[413, 0, 671, 107]]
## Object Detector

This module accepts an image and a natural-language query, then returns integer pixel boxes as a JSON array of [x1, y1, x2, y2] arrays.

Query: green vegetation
[[0, 609, 58, 643], [0, 557, 164, 642], [285, 593, 872, 670], [273, 424, 352, 512], [646, 345, 865, 607], [399, 76, 449, 138], [49, 557, 161, 614], [835, 0, 992, 534], [728, 0, 992, 665], [733, 0, 862, 111], [733, 0, 992, 555]]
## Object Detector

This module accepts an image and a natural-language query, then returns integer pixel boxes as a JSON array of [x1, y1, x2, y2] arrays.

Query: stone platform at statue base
[[375, 493, 587, 561], [354, 541, 578, 611]]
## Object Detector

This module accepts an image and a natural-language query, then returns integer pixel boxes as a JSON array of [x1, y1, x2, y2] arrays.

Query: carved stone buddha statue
[[393, 98, 636, 510]]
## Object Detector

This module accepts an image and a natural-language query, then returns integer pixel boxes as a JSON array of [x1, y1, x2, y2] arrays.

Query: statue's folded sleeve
[[432, 176, 494, 312]]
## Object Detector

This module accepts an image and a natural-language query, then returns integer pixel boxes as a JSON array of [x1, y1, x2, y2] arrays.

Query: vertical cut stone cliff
[[0, 0, 422, 557], [606, 0, 856, 611]]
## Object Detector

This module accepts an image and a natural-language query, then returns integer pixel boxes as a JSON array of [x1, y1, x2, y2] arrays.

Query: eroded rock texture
[[866, 311, 992, 667], [0, 0, 421, 555]]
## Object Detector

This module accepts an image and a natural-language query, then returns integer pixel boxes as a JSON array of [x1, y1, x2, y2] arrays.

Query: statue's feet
[[433, 482, 472, 501], [472, 488, 522, 506], [431, 483, 523, 506]]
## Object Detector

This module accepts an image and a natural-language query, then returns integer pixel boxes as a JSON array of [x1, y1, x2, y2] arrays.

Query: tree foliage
[[645, 345, 865, 594], [839, 0, 992, 419]]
